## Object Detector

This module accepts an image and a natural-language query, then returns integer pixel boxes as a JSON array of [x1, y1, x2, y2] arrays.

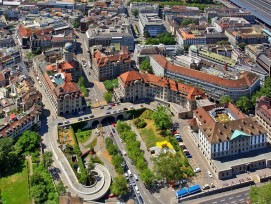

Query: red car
[[112, 123, 116, 127], [110, 103, 115, 107]]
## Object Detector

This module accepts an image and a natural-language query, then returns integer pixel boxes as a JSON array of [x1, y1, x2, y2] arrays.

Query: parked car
[[203, 184, 210, 190], [180, 179, 187, 185], [78, 118, 83, 121], [106, 111, 110, 114], [194, 167, 201, 173], [123, 108, 128, 111], [208, 171, 213, 178], [186, 154, 192, 158], [84, 116, 88, 120], [113, 110, 117, 113], [112, 129, 116, 133], [58, 122, 63, 126], [211, 183, 215, 188], [107, 107, 112, 110], [120, 139, 123, 143], [135, 186, 140, 194], [64, 121, 69, 124], [89, 114, 94, 118], [134, 174, 138, 181]]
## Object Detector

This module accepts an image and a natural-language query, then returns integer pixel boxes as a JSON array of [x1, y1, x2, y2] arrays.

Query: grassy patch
[[85, 137, 97, 149], [76, 130, 92, 144], [0, 161, 31, 204], [139, 119, 169, 148]]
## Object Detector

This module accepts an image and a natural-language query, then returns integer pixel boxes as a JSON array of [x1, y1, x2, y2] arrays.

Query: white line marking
[[231, 201, 236, 204], [148, 199, 152, 203], [228, 197, 233, 200], [239, 199, 244, 201], [220, 199, 225, 202], [144, 191, 147, 195], [212, 202, 217, 204], [244, 193, 249, 195], [236, 195, 241, 198]]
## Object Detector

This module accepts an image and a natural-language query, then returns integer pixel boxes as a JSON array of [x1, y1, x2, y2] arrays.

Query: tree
[[43, 151, 53, 168], [86, 161, 96, 185], [153, 153, 184, 183], [236, 96, 252, 112], [252, 77, 271, 104], [238, 42, 247, 50], [73, 21, 80, 28], [144, 31, 150, 38], [250, 183, 271, 204], [56, 181, 67, 196], [0, 189, 4, 204], [78, 77, 89, 97], [140, 168, 155, 187], [139, 59, 152, 73], [31, 184, 48, 203], [103, 79, 118, 91], [25, 52, 35, 65], [181, 18, 197, 26], [219, 95, 233, 104], [110, 175, 128, 196], [15, 131, 41, 154], [0, 137, 16, 173], [103, 92, 112, 103], [132, 9, 139, 18], [151, 106, 172, 131]]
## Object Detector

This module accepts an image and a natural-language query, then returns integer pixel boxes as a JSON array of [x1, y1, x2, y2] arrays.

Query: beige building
[[114, 71, 205, 116], [190, 103, 271, 179], [92, 48, 132, 81]]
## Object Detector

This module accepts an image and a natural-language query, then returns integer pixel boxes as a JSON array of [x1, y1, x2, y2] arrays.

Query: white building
[[138, 13, 166, 37]]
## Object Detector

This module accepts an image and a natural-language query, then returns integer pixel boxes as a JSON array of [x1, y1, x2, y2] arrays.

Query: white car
[[135, 186, 140, 194], [120, 139, 123, 143], [194, 167, 201, 173], [208, 171, 213, 178], [202, 184, 210, 190]]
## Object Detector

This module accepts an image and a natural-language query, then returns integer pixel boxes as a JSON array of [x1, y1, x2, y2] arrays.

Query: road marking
[[148, 199, 152, 203], [212, 202, 217, 204], [244, 193, 249, 195], [231, 201, 236, 204], [228, 197, 233, 200], [220, 199, 225, 202], [144, 191, 147, 195], [236, 195, 241, 198], [239, 199, 244, 201]]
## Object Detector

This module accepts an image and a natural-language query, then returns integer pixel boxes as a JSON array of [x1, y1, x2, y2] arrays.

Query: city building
[[0, 104, 42, 139], [0, 33, 15, 48], [212, 17, 251, 32], [190, 103, 270, 179], [0, 47, 21, 69], [86, 26, 134, 51], [134, 44, 183, 64], [176, 26, 228, 46], [255, 96, 271, 142], [92, 47, 132, 81], [138, 13, 166, 37], [129, 2, 159, 15], [149, 54, 260, 100], [33, 43, 86, 115], [189, 45, 237, 68], [114, 70, 205, 118], [225, 27, 268, 46], [163, 6, 201, 17]]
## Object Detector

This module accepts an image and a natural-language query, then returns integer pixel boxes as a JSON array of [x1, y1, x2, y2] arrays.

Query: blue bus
[[176, 188, 189, 199], [188, 185, 201, 194]]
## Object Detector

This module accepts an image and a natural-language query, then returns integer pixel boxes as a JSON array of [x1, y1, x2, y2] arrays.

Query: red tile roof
[[18, 24, 53, 38], [151, 55, 259, 89]]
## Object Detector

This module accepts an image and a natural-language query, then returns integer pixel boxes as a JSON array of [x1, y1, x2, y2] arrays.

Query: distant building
[[129, 2, 159, 15], [191, 103, 270, 179], [86, 27, 134, 51], [212, 17, 251, 32], [138, 13, 166, 37], [225, 27, 268, 46], [0, 47, 21, 69], [164, 6, 201, 17]]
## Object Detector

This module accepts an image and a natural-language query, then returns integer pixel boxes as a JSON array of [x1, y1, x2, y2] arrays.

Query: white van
[[134, 174, 138, 181], [128, 169, 132, 177], [135, 186, 140, 194]]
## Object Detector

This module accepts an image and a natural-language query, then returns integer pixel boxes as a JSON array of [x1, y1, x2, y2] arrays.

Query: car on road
[[89, 114, 94, 118], [84, 117, 88, 120], [202, 184, 210, 190], [181, 179, 187, 185], [134, 174, 138, 181], [123, 108, 128, 111], [208, 171, 213, 178], [186, 154, 192, 158], [105, 111, 110, 114], [112, 123, 116, 127], [122, 150, 127, 156], [113, 110, 117, 113], [120, 139, 123, 143], [64, 121, 69, 124], [132, 180, 136, 186], [124, 173, 129, 180], [100, 106, 104, 109], [210, 183, 215, 188], [58, 122, 63, 125], [78, 118, 83, 121], [112, 129, 116, 133], [135, 186, 140, 194], [107, 107, 112, 110], [130, 106, 134, 109], [139, 195, 144, 204], [194, 167, 201, 173]]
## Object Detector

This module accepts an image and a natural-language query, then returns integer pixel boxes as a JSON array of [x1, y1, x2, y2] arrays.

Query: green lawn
[[0, 161, 31, 204], [139, 119, 169, 148], [76, 130, 92, 144]]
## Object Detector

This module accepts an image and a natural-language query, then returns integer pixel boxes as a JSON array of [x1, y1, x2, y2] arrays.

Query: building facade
[[138, 13, 166, 37], [114, 70, 205, 112], [149, 54, 260, 100], [190, 103, 270, 179], [92, 49, 132, 81]]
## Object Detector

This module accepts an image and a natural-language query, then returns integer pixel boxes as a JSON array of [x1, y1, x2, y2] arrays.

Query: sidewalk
[[128, 121, 154, 170]]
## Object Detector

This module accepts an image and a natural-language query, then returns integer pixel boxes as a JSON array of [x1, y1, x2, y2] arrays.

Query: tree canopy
[[219, 95, 233, 104], [15, 131, 41, 155], [139, 59, 153, 73], [236, 96, 252, 112], [145, 32, 176, 45], [250, 183, 271, 204], [252, 77, 271, 104], [153, 152, 184, 182], [110, 175, 128, 196], [103, 92, 112, 103], [0, 137, 16, 173], [78, 77, 89, 97], [151, 106, 172, 131], [103, 79, 118, 91], [181, 18, 198, 26]]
